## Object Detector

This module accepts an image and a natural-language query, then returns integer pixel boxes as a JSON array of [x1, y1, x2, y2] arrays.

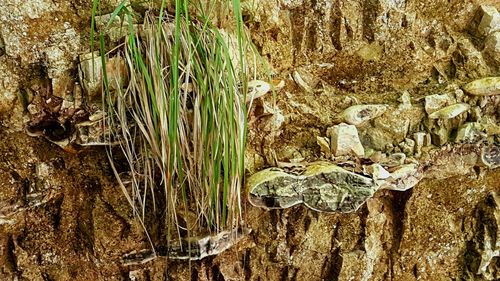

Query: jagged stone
[[413, 132, 427, 156], [455, 122, 485, 143], [484, 32, 500, 64], [367, 103, 423, 151], [78, 52, 102, 99], [428, 103, 470, 119], [328, 123, 365, 157], [399, 91, 412, 110], [481, 145, 500, 169], [476, 5, 500, 37], [430, 123, 451, 146]]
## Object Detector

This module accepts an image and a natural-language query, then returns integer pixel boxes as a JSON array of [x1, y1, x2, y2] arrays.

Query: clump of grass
[[91, 0, 252, 255]]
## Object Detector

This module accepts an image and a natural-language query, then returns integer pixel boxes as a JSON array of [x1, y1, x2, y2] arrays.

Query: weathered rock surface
[[0, 0, 499, 280]]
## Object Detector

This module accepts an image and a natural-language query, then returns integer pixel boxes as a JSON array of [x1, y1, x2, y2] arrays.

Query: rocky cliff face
[[1, 0, 499, 280]]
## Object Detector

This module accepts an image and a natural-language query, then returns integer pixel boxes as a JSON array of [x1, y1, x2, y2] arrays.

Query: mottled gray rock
[[45, 45, 76, 99], [399, 91, 412, 110], [413, 132, 429, 156], [247, 162, 376, 213], [302, 162, 376, 213], [369, 105, 423, 150], [246, 168, 305, 209], [78, 52, 127, 101], [456, 38, 492, 78], [430, 122, 452, 146]]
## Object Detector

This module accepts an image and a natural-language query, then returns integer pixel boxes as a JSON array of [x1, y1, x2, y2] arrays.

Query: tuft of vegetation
[[91, 0, 253, 255]]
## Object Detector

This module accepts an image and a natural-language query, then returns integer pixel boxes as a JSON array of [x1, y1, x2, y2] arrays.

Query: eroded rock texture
[[1, 0, 499, 280]]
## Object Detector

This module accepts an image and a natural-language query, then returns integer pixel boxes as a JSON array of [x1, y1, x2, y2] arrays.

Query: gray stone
[[247, 80, 271, 102], [78, 52, 127, 101], [302, 163, 376, 213], [328, 123, 365, 157], [364, 164, 391, 183], [431, 123, 451, 146], [477, 5, 500, 37], [399, 91, 412, 110], [78, 52, 103, 99]]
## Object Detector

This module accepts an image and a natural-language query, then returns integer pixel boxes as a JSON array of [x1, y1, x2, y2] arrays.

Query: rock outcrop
[[0, 1, 499, 280]]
